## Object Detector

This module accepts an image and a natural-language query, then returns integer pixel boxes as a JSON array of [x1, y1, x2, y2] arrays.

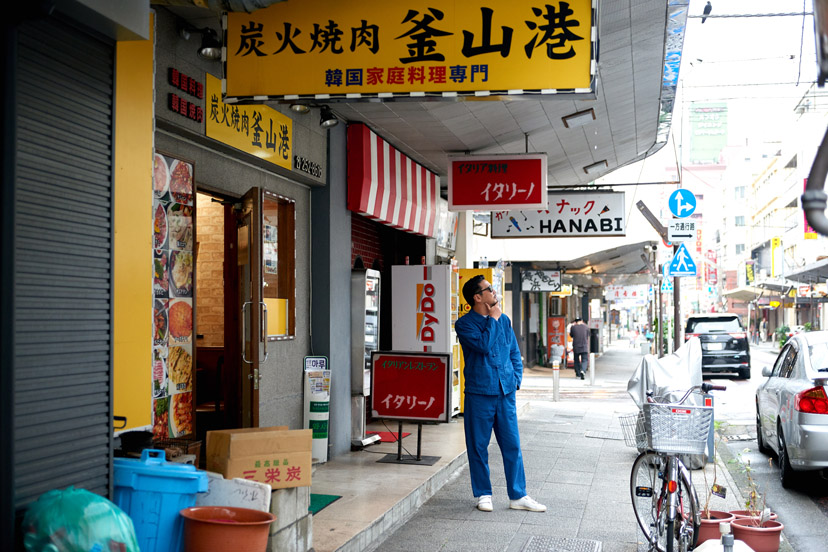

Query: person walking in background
[[454, 274, 546, 514], [760, 319, 768, 343], [569, 317, 589, 380]]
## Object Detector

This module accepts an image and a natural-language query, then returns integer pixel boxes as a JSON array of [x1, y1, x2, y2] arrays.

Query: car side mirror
[[762, 366, 773, 377]]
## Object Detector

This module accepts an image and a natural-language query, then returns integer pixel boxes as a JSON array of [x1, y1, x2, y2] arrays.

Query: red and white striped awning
[[347, 123, 439, 238]]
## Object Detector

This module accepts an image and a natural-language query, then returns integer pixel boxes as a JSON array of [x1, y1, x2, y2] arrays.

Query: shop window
[[263, 192, 295, 339]]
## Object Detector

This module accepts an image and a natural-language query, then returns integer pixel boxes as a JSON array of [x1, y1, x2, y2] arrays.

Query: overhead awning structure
[[347, 123, 440, 238], [517, 240, 659, 287], [787, 258, 828, 283], [723, 286, 764, 302]]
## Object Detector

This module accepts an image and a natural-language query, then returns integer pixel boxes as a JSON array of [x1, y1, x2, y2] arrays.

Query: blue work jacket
[[455, 309, 523, 395]]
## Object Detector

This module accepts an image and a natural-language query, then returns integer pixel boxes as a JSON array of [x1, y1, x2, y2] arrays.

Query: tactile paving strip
[[521, 536, 602, 552]]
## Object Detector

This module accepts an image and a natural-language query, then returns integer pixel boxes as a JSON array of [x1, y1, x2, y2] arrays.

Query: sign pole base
[[376, 421, 441, 466]]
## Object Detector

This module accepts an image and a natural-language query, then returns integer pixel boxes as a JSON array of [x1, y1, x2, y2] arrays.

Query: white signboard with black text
[[668, 220, 696, 242], [521, 270, 562, 292], [491, 192, 626, 238]]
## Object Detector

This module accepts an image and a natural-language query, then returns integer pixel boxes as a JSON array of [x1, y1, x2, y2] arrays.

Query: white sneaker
[[509, 495, 547, 512], [476, 495, 493, 512]]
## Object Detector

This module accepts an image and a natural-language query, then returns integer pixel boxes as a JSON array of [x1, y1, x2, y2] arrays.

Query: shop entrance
[[194, 188, 264, 444]]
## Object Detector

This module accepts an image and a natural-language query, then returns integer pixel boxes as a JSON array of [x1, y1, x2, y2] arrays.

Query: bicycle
[[620, 382, 726, 552]]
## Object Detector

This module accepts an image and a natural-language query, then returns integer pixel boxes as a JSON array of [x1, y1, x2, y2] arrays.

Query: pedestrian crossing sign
[[668, 243, 697, 277], [661, 278, 673, 293]]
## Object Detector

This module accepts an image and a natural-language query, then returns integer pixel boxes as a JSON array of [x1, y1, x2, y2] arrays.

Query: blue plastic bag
[[23, 487, 139, 552]]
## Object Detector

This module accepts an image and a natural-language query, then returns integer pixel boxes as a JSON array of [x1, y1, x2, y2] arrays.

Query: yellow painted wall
[[113, 13, 154, 431]]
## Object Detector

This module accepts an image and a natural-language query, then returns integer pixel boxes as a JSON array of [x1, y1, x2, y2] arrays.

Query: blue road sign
[[668, 243, 697, 277], [668, 189, 697, 218]]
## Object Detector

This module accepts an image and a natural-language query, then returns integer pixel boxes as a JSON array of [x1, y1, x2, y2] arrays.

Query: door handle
[[241, 301, 252, 364], [260, 301, 269, 363]]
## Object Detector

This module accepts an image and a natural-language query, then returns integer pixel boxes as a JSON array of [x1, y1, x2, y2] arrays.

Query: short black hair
[[574, 317, 582, 322], [462, 274, 486, 307]]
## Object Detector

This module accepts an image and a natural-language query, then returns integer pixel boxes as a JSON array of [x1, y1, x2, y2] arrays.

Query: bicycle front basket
[[619, 412, 647, 450], [643, 402, 713, 455]]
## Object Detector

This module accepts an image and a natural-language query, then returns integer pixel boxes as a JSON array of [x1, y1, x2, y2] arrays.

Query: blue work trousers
[[463, 391, 526, 500]]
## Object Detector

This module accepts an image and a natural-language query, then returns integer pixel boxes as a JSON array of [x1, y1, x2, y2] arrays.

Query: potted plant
[[728, 450, 784, 552], [696, 428, 734, 544], [775, 325, 790, 348]]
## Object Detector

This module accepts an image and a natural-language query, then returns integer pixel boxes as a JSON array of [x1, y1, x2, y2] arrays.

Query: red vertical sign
[[547, 316, 567, 364]]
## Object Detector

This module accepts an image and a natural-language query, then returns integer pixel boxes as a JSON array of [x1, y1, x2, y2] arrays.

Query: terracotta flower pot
[[729, 509, 778, 522], [697, 510, 735, 544], [731, 518, 784, 552], [180, 506, 276, 552]]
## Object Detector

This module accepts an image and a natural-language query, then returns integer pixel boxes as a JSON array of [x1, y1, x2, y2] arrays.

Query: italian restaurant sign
[[491, 191, 625, 238], [371, 351, 451, 422], [205, 74, 292, 170], [448, 154, 547, 210], [224, 0, 595, 101]]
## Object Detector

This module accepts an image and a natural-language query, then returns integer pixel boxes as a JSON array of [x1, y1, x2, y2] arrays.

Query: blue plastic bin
[[114, 449, 208, 552]]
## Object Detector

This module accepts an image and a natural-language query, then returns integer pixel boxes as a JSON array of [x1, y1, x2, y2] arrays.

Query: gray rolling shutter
[[13, 16, 115, 508]]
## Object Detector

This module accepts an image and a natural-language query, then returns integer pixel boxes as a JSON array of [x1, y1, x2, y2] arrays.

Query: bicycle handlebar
[[646, 383, 726, 405]]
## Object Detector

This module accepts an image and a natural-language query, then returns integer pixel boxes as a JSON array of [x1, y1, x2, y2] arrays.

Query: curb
[[715, 434, 795, 552]]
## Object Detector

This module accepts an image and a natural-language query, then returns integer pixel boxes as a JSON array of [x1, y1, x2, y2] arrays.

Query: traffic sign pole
[[673, 245, 681, 352]]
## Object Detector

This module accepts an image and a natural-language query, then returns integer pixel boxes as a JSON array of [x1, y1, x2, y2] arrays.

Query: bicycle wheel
[[630, 452, 700, 552]]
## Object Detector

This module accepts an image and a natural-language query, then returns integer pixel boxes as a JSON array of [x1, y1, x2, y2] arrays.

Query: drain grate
[[584, 430, 624, 440], [521, 536, 602, 552]]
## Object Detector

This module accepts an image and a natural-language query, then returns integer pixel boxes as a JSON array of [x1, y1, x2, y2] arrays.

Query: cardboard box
[[206, 426, 312, 489]]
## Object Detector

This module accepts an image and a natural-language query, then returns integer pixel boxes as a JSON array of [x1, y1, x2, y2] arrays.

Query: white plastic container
[[695, 522, 756, 552]]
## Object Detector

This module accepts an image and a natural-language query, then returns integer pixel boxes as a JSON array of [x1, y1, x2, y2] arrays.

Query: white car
[[756, 330, 828, 487]]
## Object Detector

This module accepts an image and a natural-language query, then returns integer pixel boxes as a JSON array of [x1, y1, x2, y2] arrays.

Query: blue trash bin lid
[[114, 449, 208, 492]]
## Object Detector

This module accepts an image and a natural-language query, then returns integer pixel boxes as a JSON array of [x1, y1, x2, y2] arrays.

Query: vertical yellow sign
[[205, 74, 292, 169], [771, 237, 781, 277]]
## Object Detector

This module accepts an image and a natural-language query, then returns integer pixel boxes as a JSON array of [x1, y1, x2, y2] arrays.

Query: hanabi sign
[[491, 191, 625, 238], [448, 154, 547, 210], [370, 351, 451, 422], [205, 74, 292, 170], [224, 0, 596, 101]]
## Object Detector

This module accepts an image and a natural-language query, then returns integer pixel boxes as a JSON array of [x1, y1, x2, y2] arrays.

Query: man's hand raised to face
[[487, 303, 502, 320]]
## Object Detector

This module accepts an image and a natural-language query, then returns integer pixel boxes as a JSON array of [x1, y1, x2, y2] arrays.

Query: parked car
[[756, 330, 828, 487], [684, 313, 751, 379], [786, 325, 807, 338]]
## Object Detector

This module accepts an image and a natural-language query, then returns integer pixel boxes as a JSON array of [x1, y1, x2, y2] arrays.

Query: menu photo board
[[370, 351, 451, 423], [152, 152, 195, 439]]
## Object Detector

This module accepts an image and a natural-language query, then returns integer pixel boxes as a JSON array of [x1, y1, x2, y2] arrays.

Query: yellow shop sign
[[225, 0, 595, 101], [205, 74, 292, 169]]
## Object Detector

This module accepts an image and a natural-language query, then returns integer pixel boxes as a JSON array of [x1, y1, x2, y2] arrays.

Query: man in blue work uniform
[[455, 274, 546, 513]]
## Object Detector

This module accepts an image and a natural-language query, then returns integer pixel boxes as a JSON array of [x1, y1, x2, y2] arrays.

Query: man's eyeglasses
[[476, 285, 493, 295]]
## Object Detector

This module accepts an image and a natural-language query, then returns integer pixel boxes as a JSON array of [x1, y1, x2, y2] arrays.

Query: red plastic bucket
[[180, 506, 275, 552]]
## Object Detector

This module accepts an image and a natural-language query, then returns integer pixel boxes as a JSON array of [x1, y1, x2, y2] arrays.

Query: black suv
[[684, 313, 751, 379]]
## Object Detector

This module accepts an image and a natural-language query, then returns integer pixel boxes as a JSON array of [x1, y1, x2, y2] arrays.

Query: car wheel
[[756, 411, 771, 455], [778, 425, 796, 488], [739, 367, 751, 380]]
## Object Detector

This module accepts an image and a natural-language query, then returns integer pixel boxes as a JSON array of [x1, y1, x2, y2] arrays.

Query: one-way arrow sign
[[668, 220, 696, 242], [668, 243, 697, 277]]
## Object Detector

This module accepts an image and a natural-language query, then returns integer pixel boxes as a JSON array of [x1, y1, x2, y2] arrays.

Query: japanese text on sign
[[243, 459, 303, 484], [448, 154, 547, 210], [521, 270, 561, 292], [205, 74, 292, 170], [371, 352, 450, 422], [225, 1, 594, 100], [491, 191, 625, 238]]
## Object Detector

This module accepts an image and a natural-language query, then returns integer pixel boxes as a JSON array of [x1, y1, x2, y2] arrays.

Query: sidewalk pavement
[[310, 344, 792, 551]]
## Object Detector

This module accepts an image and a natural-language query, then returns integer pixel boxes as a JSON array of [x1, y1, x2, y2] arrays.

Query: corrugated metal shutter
[[13, 17, 114, 508]]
